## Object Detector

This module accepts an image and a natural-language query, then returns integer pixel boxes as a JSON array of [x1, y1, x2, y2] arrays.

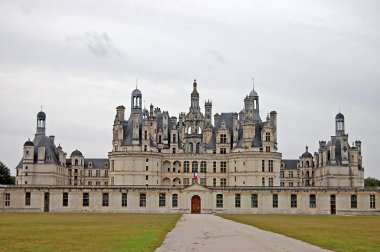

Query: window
[[111, 160, 115, 171], [213, 178, 216, 186], [370, 195, 376, 209], [172, 134, 176, 143], [63, 193, 68, 207], [268, 160, 273, 172], [192, 161, 198, 173], [140, 193, 146, 207], [351, 195, 357, 209], [121, 193, 128, 207], [289, 182, 293, 187], [172, 194, 178, 208], [183, 178, 190, 186], [309, 194, 316, 208], [220, 148, 226, 154], [159, 193, 166, 207], [216, 194, 223, 208], [111, 177, 114, 185], [220, 134, 227, 144], [291, 194, 297, 208], [172, 148, 176, 154], [96, 170, 100, 177], [213, 161, 216, 173], [251, 194, 258, 208], [280, 171, 284, 178], [144, 130, 147, 140], [158, 135, 162, 144], [200, 161, 207, 173], [83, 193, 89, 207], [262, 177, 265, 186], [145, 175, 148, 181], [144, 145, 147, 152], [266, 146, 270, 152], [200, 178, 206, 186], [261, 160, 265, 172], [235, 194, 241, 208], [88, 170, 92, 177], [273, 194, 278, 208], [220, 161, 227, 173], [280, 182, 285, 186], [105, 170, 108, 177], [184, 161, 190, 173], [196, 142, 200, 154], [265, 132, 270, 142], [25, 192, 31, 206], [5, 193, 10, 207], [96, 181, 100, 186], [289, 171, 293, 178], [88, 181, 92, 186], [268, 177, 273, 187], [102, 193, 109, 207], [220, 178, 227, 186]]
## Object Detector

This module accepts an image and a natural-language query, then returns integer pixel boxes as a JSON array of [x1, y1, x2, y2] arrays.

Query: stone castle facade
[[1, 80, 378, 215]]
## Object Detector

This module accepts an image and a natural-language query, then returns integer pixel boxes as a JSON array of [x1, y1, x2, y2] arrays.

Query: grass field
[[0, 213, 181, 252], [221, 214, 380, 252]]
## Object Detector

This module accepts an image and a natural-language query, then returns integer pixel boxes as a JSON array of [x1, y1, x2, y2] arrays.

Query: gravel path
[[156, 214, 332, 252]]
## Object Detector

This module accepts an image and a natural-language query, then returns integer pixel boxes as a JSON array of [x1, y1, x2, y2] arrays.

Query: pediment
[[182, 183, 210, 192]]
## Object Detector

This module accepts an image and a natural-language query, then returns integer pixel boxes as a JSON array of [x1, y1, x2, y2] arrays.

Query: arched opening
[[163, 161, 171, 173], [191, 195, 201, 214], [173, 177, 181, 186], [196, 142, 200, 154], [189, 143, 193, 153], [173, 161, 181, 173], [162, 177, 171, 186]]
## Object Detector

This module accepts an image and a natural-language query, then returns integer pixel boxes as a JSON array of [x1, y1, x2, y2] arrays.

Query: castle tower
[[131, 88, 142, 144], [204, 100, 212, 127], [190, 79, 200, 111]]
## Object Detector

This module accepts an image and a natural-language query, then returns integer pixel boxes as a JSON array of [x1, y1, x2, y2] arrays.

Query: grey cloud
[[67, 31, 123, 58]]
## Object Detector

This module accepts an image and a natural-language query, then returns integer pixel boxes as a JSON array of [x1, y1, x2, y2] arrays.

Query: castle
[[1, 80, 377, 215]]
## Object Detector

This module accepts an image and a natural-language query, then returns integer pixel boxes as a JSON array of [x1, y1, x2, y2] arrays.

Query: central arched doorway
[[191, 195, 201, 214]]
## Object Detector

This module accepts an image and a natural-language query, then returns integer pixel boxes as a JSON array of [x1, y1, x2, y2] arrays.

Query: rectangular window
[[88, 181, 92, 186], [146, 175, 149, 180], [220, 178, 227, 186], [266, 132, 271, 142], [262, 177, 265, 186], [111, 160, 115, 171], [289, 182, 293, 187], [213, 161, 216, 173], [268, 160, 273, 172], [309, 194, 316, 208], [273, 194, 278, 208], [200, 178, 206, 186], [96, 181, 100, 186], [289, 171, 293, 178], [216, 194, 223, 208], [102, 193, 109, 207], [200, 161, 207, 173], [266, 146, 270, 152], [280, 182, 285, 186], [122, 193, 128, 207], [268, 177, 273, 187], [88, 170, 92, 177], [140, 193, 146, 207], [213, 178, 216, 186], [370, 195, 376, 209], [235, 194, 241, 208], [220, 161, 227, 173], [291, 194, 297, 208], [261, 160, 265, 172], [280, 171, 284, 178], [62, 192, 68, 207], [351, 195, 357, 209], [220, 134, 226, 144], [251, 194, 258, 208], [172, 194, 178, 208], [183, 178, 190, 186], [96, 170, 100, 177], [25, 192, 31, 206], [220, 148, 226, 154], [105, 170, 108, 177], [5, 193, 10, 207], [159, 193, 166, 207], [83, 193, 89, 207]]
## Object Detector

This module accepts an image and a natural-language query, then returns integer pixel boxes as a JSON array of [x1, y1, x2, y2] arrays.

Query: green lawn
[[0, 213, 181, 252], [221, 214, 380, 252]]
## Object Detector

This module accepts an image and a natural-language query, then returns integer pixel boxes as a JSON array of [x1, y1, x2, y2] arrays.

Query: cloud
[[67, 31, 123, 58], [207, 50, 225, 63]]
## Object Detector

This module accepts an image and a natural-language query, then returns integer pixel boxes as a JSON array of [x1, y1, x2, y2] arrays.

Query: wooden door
[[191, 195, 201, 214]]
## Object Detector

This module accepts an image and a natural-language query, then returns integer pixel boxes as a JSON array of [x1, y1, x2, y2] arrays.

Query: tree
[[364, 177, 380, 187], [0, 161, 14, 185]]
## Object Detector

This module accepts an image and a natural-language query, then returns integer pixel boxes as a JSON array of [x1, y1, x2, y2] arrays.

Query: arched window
[[200, 161, 207, 173], [189, 143, 193, 153], [196, 142, 200, 154], [192, 161, 198, 173], [75, 159, 78, 166], [183, 161, 190, 173]]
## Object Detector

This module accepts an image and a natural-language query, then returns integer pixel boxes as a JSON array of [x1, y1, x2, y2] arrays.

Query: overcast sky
[[1, 0, 379, 178]]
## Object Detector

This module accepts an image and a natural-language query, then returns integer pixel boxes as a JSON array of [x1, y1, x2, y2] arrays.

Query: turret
[[36, 111, 46, 135], [335, 112, 345, 136], [190, 79, 200, 111], [205, 100, 212, 127]]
